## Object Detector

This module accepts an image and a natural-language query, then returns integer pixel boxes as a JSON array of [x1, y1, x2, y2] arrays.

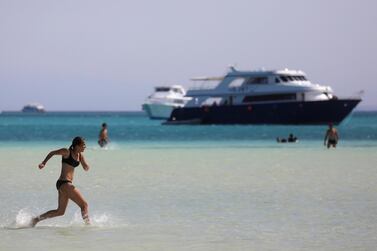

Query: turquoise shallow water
[[1, 111, 377, 250], [0, 111, 377, 143]]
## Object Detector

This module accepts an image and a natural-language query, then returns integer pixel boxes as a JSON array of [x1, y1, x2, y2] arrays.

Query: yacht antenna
[[228, 64, 238, 73]]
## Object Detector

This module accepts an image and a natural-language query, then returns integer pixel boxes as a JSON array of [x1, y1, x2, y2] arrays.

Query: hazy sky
[[1, 0, 376, 111]]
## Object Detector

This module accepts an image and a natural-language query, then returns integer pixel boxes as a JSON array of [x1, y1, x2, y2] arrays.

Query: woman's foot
[[83, 215, 90, 225], [30, 217, 39, 227]]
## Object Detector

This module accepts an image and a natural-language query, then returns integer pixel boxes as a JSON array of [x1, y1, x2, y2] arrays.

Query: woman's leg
[[65, 185, 90, 224], [31, 188, 69, 226]]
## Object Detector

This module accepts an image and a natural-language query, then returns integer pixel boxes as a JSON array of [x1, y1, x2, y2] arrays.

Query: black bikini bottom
[[56, 180, 72, 190], [98, 139, 108, 147], [328, 139, 337, 145]]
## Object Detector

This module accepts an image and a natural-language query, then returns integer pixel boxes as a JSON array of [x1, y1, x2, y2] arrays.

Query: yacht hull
[[167, 99, 361, 125], [142, 103, 176, 120]]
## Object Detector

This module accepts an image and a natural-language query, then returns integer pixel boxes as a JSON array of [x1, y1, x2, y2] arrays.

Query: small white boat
[[142, 85, 191, 119], [22, 103, 45, 113]]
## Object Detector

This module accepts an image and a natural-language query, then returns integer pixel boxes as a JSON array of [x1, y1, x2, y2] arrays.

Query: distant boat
[[22, 103, 45, 113], [142, 85, 191, 119]]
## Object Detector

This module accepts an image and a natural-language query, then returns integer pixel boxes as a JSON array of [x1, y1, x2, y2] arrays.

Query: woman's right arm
[[38, 148, 68, 169]]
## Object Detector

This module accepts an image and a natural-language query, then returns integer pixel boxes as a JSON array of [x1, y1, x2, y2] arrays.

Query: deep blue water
[[0, 111, 376, 143]]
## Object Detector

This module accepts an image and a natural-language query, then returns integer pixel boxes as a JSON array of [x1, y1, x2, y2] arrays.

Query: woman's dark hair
[[70, 136, 85, 150]]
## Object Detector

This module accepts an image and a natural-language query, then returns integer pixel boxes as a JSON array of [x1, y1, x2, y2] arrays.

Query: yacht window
[[275, 77, 280, 83], [246, 77, 268, 85], [243, 93, 296, 103], [280, 76, 288, 82], [173, 99, 184, 104], [156, 87, 171, 92], [228, 78, 245, 88], [295, 76, 306, 81], [172, 88, 184, 94]]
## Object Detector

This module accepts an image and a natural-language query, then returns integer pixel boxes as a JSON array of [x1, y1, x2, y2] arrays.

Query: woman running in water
[[31, 136, 90, 226]]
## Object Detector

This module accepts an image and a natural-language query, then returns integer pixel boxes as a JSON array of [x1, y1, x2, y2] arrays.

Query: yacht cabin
[[185, 67, 335, 108]]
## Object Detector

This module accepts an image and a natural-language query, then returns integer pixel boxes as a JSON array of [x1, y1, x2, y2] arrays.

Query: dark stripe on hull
[[168, 99, 361, 125]]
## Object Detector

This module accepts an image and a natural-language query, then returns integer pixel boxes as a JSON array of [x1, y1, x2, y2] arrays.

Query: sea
[[1, 111, 377, 251]]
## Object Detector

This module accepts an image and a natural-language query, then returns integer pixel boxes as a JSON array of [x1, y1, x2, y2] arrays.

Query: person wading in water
[[324, 123, 339, 148]]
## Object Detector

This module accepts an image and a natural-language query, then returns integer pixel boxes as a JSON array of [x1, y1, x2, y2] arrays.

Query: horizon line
[[2, 109, 377, 114]]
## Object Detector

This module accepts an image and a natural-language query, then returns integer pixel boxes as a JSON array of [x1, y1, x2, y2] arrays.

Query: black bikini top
[[62, 151, 80, 168]]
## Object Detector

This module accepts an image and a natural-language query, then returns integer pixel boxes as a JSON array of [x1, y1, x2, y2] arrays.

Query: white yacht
[[142, 85, 191, 119], [22, 103, 45, 113], [166, 67, 361, 125]]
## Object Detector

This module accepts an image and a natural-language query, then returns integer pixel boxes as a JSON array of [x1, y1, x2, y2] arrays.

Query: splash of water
[[4, 209, 126, 229], [69, 211, 119, 227], [15, 209, 33, 226], [89, 142, 120, 151], [4, 208, 34, 229]]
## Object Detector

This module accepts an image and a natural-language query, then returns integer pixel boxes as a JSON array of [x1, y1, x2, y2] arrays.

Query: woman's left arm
[[80, 154, 90, 171]]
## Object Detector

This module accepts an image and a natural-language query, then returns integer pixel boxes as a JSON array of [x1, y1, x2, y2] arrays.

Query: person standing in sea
[[31, 136, 90, 226], [98, 122, 109, 147], [324, 123, 339, 148]]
